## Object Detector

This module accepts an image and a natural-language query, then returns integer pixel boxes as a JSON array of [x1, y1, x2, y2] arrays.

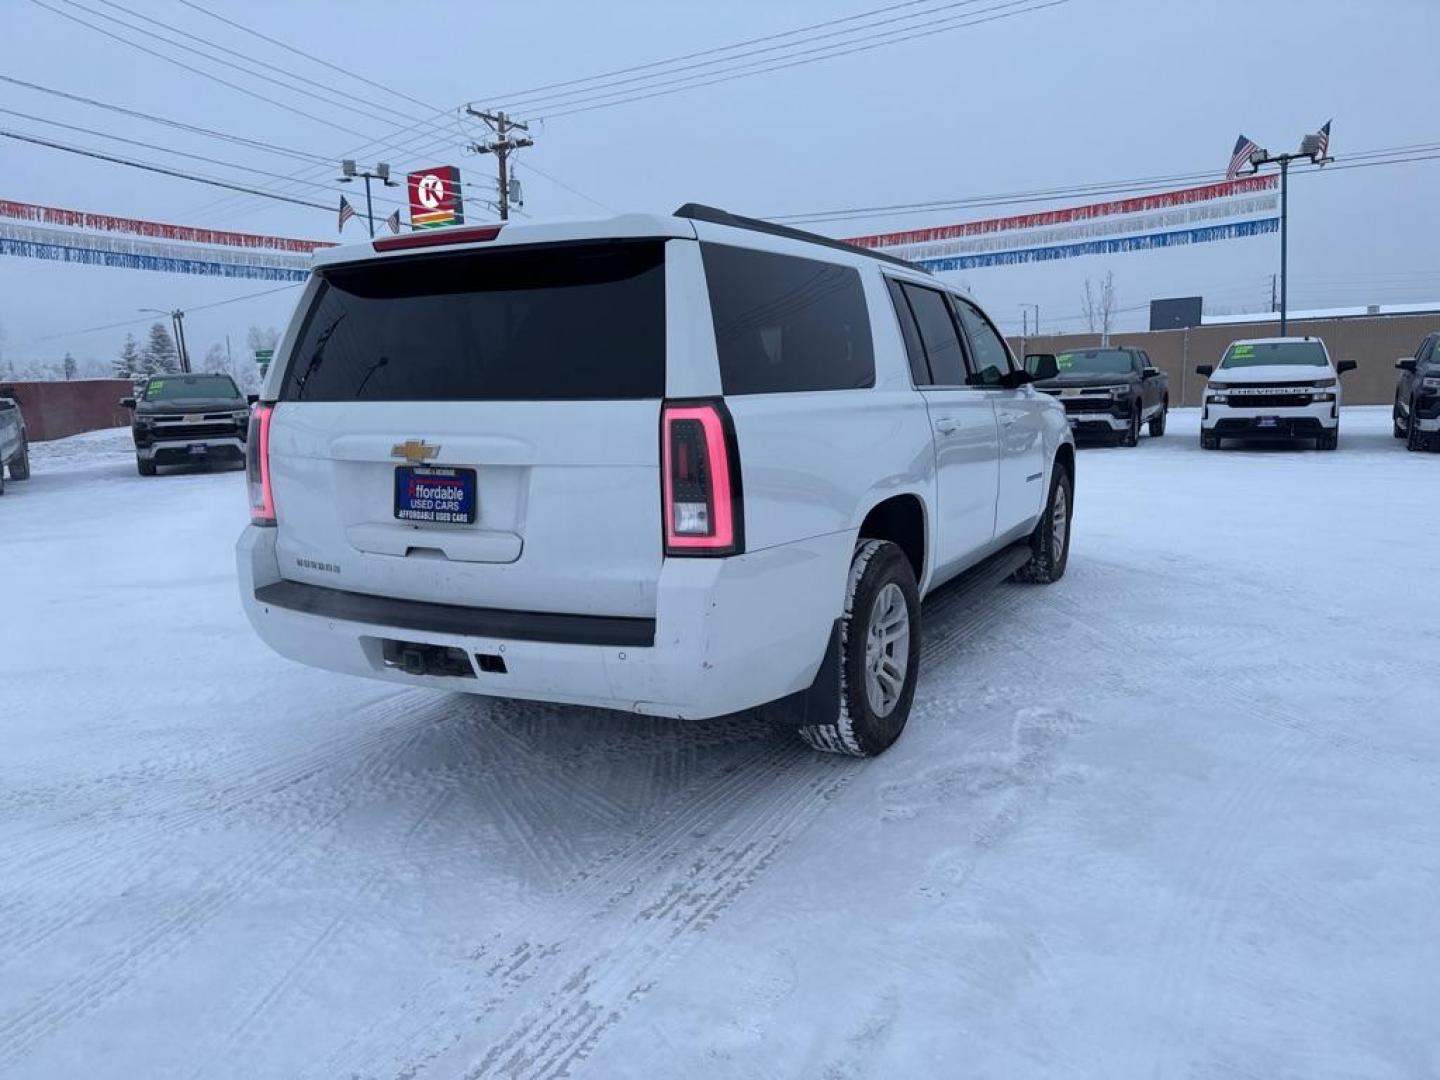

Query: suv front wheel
[[797, 539, 920, 758]]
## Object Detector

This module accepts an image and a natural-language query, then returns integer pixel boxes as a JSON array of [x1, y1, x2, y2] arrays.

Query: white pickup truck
[[237, 207, 1075, 756], [1197, 337, 1357, 450], [0, 388, 30, 495]]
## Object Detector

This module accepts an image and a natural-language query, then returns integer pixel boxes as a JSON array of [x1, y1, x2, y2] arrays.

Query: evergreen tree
[[114, 333, 142, 379], [141, 322, 179, 375]]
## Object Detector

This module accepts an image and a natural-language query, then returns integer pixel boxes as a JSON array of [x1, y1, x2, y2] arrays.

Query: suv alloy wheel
[[797, 539, 920, 758]]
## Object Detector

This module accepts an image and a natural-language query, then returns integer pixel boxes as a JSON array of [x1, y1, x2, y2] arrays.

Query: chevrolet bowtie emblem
[[391, 439, 441, 463]]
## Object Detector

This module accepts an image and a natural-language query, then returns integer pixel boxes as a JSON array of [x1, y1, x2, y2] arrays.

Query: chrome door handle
[[934, 417, 959, 435]]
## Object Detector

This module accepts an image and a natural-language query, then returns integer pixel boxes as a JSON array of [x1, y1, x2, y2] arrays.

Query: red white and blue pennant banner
[[0, 198, 327, 281], [0, 222, 310, 282], [846, 176, 1280, 271], [0, 198, 331, 253]]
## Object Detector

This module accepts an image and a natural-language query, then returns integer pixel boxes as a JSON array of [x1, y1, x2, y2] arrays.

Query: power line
[[0, 127, 335, 211], [26, 0, 375, 140], [0, 75, 332, 166], [475, 0, 952, 106], [536, 0, 1069, 120], [77, 0, 460, 141], [773, 142, 1440, 227], [175, 0, 440, 114], [491, 0, 1000, 114], [30, 282, 303, 343]]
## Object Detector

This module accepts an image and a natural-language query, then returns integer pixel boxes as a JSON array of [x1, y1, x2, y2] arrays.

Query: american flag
[[338, 195, 356, 232], [1301, 119, 1332, 161], [1227, 134, 1261, 180], [385, 209, 401, 235]]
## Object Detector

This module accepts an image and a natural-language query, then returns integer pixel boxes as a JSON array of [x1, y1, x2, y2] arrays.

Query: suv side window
[[953, 297, 1012, 387], [885, 279, 931, 386], [702, 243, 875, 396], [899, 283, 968, 386]]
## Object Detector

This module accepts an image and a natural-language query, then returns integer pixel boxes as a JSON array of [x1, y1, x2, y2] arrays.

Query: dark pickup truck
[[1394, 331, 1440, 452], [1026, 346, 1169, 446], [122, 373, 256, 476], [0, 387, 31, 495]]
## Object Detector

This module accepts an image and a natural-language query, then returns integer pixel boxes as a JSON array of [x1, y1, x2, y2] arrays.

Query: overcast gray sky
[[2, 0, 1437, 371]]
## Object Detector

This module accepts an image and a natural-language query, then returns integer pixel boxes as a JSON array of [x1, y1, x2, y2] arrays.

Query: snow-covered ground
[[2, 409, 1438, 1080]]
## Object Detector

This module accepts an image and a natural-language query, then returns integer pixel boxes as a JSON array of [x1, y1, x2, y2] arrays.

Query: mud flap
[[760, 619, 842, 730]]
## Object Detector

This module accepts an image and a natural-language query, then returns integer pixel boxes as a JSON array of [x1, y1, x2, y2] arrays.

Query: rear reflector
[[373, 225, 502, 252], [662, 400, 743, 557], [246, 403, 275, 526]]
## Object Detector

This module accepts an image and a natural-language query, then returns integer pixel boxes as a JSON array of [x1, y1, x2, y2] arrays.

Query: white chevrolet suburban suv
[[237, 206, 1075, 756], [1197, 336, 1357, 450]]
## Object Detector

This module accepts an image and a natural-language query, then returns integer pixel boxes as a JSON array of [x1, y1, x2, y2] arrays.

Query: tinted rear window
[[279, 241, 665, 402], [702, 243, 874, 395]]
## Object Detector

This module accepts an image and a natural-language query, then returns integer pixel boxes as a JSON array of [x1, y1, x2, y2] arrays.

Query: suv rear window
[[279, 241, 665, 402], [702, 244, 874, 395]]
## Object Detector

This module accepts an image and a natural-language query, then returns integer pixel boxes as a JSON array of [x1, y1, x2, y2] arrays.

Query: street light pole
[[340, 160, 398, 237], [1244, 129, 1331, 337]]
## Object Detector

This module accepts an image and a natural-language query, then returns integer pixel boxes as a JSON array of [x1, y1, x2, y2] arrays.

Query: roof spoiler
[[674, 203, 930, 275]]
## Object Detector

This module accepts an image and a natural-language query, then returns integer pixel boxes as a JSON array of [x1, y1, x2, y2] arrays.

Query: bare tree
[[1082, 271, 1118, 343]]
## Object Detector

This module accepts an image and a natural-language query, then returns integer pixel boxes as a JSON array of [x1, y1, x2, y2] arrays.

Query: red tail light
[[662, 400, 743, 557], [246, 403, 276, 526]]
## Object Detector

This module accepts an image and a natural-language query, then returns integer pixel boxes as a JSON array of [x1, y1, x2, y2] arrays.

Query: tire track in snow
[[0, 696, 477, 1067]]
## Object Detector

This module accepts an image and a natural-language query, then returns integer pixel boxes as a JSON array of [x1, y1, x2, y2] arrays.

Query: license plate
[[1256, 416, 1279, 429], [187, 443, 208, 456], [394, 466, 477, 524]]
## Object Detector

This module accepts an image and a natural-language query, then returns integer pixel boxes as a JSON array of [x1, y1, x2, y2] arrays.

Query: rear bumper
[[237, 526, 851, 719], [138, 436, 245, 464]]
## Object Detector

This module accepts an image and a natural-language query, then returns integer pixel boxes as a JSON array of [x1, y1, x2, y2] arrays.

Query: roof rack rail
[[674, 203, 930, 275]]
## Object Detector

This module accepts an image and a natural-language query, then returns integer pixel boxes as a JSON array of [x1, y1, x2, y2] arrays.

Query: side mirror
[[246, 393, 260, 405], [1336, 360, 1358, 375], [120, 397, 136, 409], [1195, 364, 1214, 377], [1143, 366, 1162, 379], [1024, 353, 1059, 381], [1396, 358, 1418, 373]]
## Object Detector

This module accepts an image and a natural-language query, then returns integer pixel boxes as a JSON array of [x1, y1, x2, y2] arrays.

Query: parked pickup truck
[[1393, 330, 1440, 452], [1026, 346, 1168, 446], [1197, 337, 1356, 451], [237, 205, 1076, 757], [0, 387, 31, 495], [122, 373, 256, 476]]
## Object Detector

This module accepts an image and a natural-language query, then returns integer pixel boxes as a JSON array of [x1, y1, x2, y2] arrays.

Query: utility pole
[[1020, 302, 1040, 340], [139, 307, 190, 373], [339, 160, 397, 238], [465, 107, 533, 221], [1242, 126, 1332, 336], [1270, 273, 1278, 313]]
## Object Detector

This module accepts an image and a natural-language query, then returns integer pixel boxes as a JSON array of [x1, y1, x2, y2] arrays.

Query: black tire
[[1120, 409, 1140, 447], [1407, 411, 1427, 452], [1319, 429, 1338, 451], [0, 462, 5, 495], [1201, 431, 1220, 451], [796, 539, 920, 758], [137, 457, 157, 476], [1394, 406, 1408, 439], [1148, 401, 1167, 437], [1012, 465, 1072, 585], [7, 438, 29, 480]]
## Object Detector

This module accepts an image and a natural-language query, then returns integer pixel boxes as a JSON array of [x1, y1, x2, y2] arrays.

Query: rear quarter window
[[701, 243, 875, 395], [279, 240, 666, 402]]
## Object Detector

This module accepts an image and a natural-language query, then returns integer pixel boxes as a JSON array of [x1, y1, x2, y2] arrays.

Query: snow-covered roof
[[1203, 301, 1440, 326]]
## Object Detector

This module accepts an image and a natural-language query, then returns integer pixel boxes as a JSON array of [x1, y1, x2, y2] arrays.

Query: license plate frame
[[1255, 415, 1280, 429], [187, 443, 208, 456], [394, 465, 477, 525]]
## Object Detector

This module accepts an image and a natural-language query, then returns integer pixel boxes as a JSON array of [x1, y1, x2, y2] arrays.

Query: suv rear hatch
[[267, 238, 667, 619]]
